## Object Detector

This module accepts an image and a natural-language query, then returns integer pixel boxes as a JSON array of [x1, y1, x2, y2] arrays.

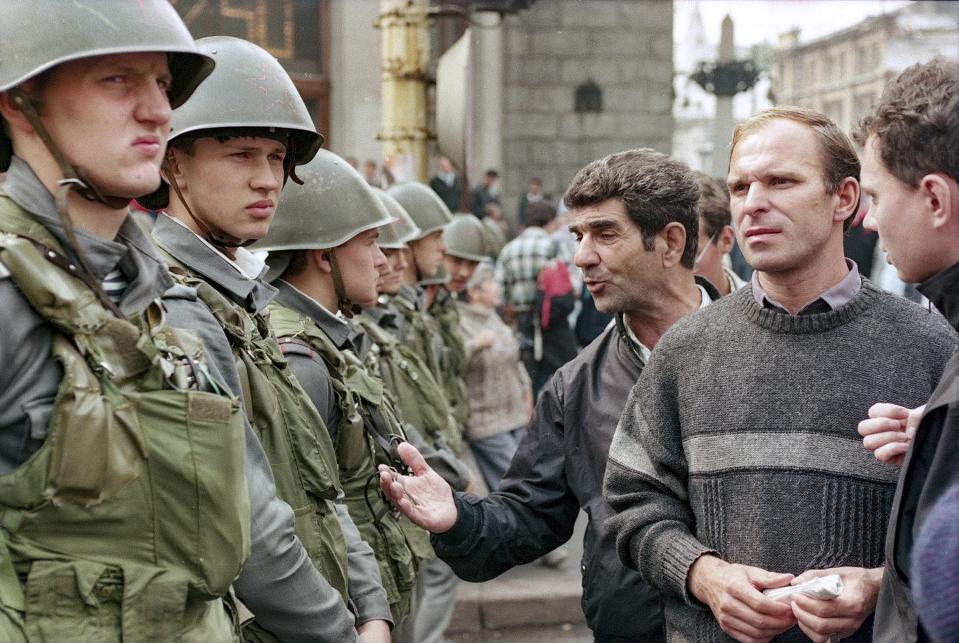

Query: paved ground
[[445, 511, 588, 639]]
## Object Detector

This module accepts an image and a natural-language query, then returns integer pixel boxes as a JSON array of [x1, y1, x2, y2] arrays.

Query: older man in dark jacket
[[854, 59, 959, 643], [379, 149, 719, 641]]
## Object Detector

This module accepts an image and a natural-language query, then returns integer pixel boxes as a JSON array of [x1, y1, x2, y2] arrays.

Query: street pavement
[[445, 511, 589, 640]]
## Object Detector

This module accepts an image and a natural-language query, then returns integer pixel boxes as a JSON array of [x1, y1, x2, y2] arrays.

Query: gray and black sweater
[[604, 279, 958, 642]]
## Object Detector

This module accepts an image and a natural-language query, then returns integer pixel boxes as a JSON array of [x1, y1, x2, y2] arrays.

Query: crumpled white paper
[[763, 574, 844, 602]]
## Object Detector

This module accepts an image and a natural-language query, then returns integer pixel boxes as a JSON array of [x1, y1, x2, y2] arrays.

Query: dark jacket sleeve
[[431, 370, 581, 579], [161, 288, 357, 642], [602, 348, 714, 605]]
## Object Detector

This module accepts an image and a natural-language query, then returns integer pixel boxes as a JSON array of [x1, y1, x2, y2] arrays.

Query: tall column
[[469, 12, 504, 186], [711, 15, 735, 178], [377, 0, 431, 182]]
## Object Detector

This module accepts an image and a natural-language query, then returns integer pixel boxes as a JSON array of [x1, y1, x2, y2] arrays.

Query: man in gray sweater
[[605, 106, 958, 643]]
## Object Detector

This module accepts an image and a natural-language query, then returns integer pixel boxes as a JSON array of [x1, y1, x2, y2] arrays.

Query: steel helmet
[[0, 0, 214, 171], [373, 187, 421, 249], [387, 182, 453, 239], [253, 149, 393, 256], [443, 213, 490, 262]]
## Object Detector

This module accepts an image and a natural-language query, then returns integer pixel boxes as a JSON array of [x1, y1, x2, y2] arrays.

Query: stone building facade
[[772, 0, 958, 134], [497, 1, 675, 210]]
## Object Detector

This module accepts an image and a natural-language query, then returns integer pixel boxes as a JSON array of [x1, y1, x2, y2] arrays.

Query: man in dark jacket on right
[[378, 149, 723, 641], [854, 58, 959, 642]]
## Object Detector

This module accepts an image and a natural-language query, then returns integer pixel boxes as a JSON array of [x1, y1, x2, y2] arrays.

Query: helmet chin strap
[[327, 249, 360, 318], [9, 88, 129, 318]]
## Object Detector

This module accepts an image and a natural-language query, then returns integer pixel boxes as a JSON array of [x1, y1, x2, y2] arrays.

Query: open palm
[[378, 442, 459, 533]]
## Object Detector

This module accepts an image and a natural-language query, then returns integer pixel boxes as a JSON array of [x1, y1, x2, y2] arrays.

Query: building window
[[170, 0, 331, 139], [574, 80, 603, 113]]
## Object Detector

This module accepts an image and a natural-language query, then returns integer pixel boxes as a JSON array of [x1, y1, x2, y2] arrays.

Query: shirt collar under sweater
[[918, 260, 959, 331], [738, 276, 883, 333], [751, 259, 861, 314]]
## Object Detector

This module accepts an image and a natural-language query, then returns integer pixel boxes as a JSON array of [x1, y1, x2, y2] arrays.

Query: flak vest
[[0, 194, 250, 641], [390, 292, 448, 385], [355, 315, 463, 456], [267, 303, 433, 625], [159, 263, 350, 625], [429, 292, 471, 434]]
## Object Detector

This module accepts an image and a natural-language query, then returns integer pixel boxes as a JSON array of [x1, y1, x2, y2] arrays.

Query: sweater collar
[[918, 261, 959, 331]]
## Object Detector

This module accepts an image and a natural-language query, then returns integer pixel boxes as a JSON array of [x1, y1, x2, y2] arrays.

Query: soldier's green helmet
[[387, 182, 453, 240], [139, 36, 321, 209], [253, 148, 393, 257], [443, 213, 491, 262], [0, 0, 215, 171], [373, 188, 421, 250]]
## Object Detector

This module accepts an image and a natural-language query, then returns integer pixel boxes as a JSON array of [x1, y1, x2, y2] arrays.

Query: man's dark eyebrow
[[569, 218, 619, 234]]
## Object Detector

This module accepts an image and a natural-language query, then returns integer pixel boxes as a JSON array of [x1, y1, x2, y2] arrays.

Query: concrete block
[[560, 1, 622, 29], [620, 0, 673, 31], [446, 582, 481, 634], [589, 139, 623, 161], [516, 3, 562, 29], [529, 141, 556, 165], [605, 86, 647, 112], [558, 112, 618, 138], [505, 140, 529, 167], [647, 86, 674, 113], [588, 30, 645, 57], [506, 85, 530, 112], [529, 86, 571, 113], [531, 30, 590, 57], [619, 58, 672, 83], [520, 57, 562, 85], [562, 58, 619, 86], [649, 33, 674, 62], [554, 139, 589, 167], [480, 589, 585, 630], [507, 30, 529, 56], [504, 113, 559, 140]]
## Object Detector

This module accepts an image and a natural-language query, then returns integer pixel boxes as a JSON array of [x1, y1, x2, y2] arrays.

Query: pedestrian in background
[[458, 262, 533, 491], [469, 168, 500, 219], [692, 170, 746, 296], [429, 155, 464, 214]]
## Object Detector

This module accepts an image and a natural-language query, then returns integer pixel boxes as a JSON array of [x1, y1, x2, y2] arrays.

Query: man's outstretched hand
[[378, 442, 459, 534]]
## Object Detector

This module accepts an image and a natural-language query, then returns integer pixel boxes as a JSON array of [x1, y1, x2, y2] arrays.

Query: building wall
[[499, 0, 675, 212], [328, 0, 383, 163], [772, 2, 958, 135]]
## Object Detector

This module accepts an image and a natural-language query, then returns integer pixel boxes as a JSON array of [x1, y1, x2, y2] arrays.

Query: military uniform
[[145, 37, 389, 641]]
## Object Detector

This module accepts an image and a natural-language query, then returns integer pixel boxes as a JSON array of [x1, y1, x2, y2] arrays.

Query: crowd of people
[[0, 2, 956, 642]]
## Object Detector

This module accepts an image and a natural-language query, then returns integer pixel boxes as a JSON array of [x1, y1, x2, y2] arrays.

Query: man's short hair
[[564, 148, 700, 268], [854, 58, 959, 187], [694, 171, 731, 238], [529, 177, 542, 186], [485, 169, 499, 179], [525, 200, 556, 228], [730, 105, 860, 230]]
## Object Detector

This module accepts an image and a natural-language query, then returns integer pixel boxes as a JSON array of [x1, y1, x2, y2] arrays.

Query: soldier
[[142, 37, 390, 641], [0, 2, 250, 639], [251, 150, 432, 626]]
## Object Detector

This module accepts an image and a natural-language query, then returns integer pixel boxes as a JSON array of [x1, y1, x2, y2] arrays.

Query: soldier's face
[[170, 136, 286, 242], [378, 248, 407, 295], [411, 230, 446, 278], [443, 255, 479, 293], [34, 53, 172, 198], [335, 227, 387, 307]]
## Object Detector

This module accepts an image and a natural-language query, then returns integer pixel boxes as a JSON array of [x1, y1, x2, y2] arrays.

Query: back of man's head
[[854, 58, 958, 187], [525, 200, 556, 228], [564, 148, 700, 268], [694, 171, 731, 238]]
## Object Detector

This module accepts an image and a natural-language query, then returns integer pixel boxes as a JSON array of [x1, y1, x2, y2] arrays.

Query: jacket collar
[[918, 260, 959, 331], [614, 275, 721, 367], [3, 156, 173, 315], [152, 213, 277, 314], [273, 279, 354, 350]]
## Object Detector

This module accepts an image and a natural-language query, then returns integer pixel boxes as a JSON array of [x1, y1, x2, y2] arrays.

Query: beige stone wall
[[499, 0, 675, 214]]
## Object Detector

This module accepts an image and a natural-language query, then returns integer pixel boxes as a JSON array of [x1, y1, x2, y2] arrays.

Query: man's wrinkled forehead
[[568, 198, 632, 235]]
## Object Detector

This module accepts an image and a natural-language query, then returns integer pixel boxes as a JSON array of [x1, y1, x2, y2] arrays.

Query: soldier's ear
[[312, 249, 334, 274]]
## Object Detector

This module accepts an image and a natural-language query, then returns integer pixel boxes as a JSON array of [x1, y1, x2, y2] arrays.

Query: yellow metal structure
[[376, 0, 432, 182]]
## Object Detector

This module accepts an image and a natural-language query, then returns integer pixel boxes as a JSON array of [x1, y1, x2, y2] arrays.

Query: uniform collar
[[3, 156, 173, 315], [273, 279, 354, 350], [152, 213, 277, 314]]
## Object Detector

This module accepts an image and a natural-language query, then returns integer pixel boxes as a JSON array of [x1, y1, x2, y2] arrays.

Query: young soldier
[[0, 2, 249, 639], [143, 37, 389, 641], [252, 151, 432, 627]]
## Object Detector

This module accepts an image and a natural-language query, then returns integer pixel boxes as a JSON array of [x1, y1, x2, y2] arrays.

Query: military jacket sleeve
[[285, 350, 340, 441], [161, 288, 358, 643], [334, 504, 393, 627], [431, 369, 581, 578]]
